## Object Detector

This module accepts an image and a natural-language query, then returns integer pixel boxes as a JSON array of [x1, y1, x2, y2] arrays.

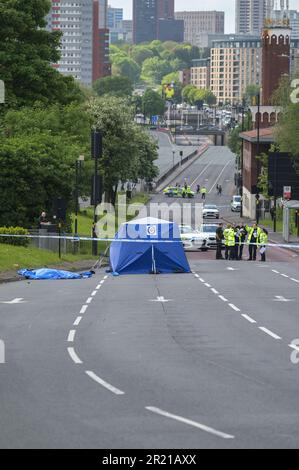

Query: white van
[[231, 195, 242, 212]]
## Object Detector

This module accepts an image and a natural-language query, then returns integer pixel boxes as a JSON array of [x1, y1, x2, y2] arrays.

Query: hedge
[[0, 227, 30, 247]]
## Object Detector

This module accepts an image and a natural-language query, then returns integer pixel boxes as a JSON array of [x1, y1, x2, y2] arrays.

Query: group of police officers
[[216, 222, 269, 262]]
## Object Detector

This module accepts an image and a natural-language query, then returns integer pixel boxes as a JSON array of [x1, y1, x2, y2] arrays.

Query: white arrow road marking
[[0, 298, 26, 304], [149, 296, 172, 303], [274, 296, 293, 302], [146, 407, 235, 440]]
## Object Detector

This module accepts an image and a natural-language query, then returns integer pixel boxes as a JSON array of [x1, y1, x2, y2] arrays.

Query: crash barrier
[[155, 144, 209, 189], [0, 233, 298, 250]]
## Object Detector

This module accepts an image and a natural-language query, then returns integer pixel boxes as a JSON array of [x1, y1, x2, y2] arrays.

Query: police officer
[[246, 222, 262, 261], [238, 224, 247, 260], [258, 228, 269, 262], [227, 225, 236, 260], [223, 225, 231, 260], [201, 186, 207, 200], [216, 223, 224, 260]]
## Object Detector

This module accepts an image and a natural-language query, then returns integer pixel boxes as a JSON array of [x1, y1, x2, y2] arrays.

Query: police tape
[[0, 233, 299, 249]]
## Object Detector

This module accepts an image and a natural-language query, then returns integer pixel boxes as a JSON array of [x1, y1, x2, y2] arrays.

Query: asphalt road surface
[[1, 145, 299, 449]]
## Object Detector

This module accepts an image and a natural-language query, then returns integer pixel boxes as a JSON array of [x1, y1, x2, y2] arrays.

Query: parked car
[[231, 195, 242, 212], [203, 204, 220, 219], [197, 224, 223, 250], [179, 225, 208, 252]]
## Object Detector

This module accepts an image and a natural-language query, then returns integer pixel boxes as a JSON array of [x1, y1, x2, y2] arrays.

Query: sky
[[114, 0, 299, 34]]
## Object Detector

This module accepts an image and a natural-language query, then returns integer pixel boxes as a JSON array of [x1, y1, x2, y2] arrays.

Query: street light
[[74, 155, 85, 238], [172, 149, 176, 168]]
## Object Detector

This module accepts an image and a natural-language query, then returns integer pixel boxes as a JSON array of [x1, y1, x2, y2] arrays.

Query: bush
[[0, 227, 30, 247]]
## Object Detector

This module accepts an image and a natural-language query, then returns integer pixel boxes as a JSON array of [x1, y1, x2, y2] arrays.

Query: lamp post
[[74, 155, 85, 239], [91, 130, 102, 257], [172, 149, 175, 168], [240, 99, 245, 217]]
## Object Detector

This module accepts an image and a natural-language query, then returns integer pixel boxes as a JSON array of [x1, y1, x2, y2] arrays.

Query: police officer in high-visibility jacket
[[246, 223, 262, 261], [227, 226, 236, 260], [258, 228, 269, 262], [223, 226, 231, 260]]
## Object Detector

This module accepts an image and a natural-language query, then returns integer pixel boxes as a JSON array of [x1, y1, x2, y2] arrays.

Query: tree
[[244, 84, 260, 105], [112, 56, 141, 83], [182, 85, 198, 104], [142, 89, 165, 118], [0, 0, 83, 108], [141, 57, 173, 85], [87, 97, 158, 204], [93, 76, 133, 98], [0, 134, 76, 227], [130, 46, 154, 65]]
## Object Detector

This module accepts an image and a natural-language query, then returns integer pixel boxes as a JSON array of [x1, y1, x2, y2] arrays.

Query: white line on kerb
[[229, 304, 241, 312], [80, 305, 88, 314], [86, 297, 93, 304], [146, 407, 235, 440], [259, 327, 282, 340], [211, 288, 219, 294], [67, 330, 76, 342], [241, 314, 257, 324], [218, 295, 228, 302], [67, 347, 82, 364], [73, 316, 82, 326], [85, 371, 125, 395], [91, 290, 97, 296]]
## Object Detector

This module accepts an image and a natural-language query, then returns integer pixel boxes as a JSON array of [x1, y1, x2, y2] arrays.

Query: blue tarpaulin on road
[[18, 268, 94, 280], [110, 217, 191, 276]]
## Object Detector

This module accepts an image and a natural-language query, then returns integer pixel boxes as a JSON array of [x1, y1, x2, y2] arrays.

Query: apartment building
[[175, 11, 225, 46], [190, 59, 210, 90]]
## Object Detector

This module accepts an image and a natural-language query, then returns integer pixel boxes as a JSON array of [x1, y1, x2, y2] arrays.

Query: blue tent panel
[[110, 217, 190, 275]]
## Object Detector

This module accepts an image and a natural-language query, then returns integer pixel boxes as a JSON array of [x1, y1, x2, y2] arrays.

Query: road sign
[[284, 186, 292, 200]]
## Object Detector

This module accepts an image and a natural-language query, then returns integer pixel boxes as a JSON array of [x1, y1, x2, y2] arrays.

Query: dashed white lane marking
[[291, 278, 299, 283], [96, 284, 102, 290], [104, 275, 108, 280], [85, 370, 125, 396], [86, 297, 93, 304], [73, 316, 82, 326], [100, 280, 105, 285], [289, 343, 299, 352], [241, 314, 257, 324], [80, 305, 88, 314], [146, 407, 235, 440], [68, 347, 82, 364], [229, 303, 241, 312], [259, 327, 282, 340], [67, 330, 76, 342], [199, 278, 205, 282], [218, 295, 228, 302], [272, 269, 280, 274], [91, 290, 97, 296], [211, 288, 219, 295], [281, 274, 289, 278], [194, 274, 199, 278], [204, 283, 211, 288]]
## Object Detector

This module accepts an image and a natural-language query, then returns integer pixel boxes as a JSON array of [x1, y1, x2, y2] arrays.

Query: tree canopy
[[93, 76, 133, 98]]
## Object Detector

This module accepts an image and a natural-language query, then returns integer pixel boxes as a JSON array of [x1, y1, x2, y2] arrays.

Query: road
[[1, 145, 299, 449]]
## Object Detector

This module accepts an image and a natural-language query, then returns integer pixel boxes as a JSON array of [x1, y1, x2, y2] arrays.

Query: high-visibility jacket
[[223, 228, 230, 246], [201, 187, 207, 194], [258, 232, 268, 246], [227, 228, 236, 247], [246, 225, 262, 244]]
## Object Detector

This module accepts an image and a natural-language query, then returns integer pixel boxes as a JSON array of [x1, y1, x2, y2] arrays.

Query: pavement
[[1, 145, 299, 449]]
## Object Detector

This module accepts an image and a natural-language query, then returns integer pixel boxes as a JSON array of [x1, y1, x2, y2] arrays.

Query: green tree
[[93, 76, 133, 98], [142, 89, 165, 118], [244, 84, 260, 105], [130, 46, 154, 65], [112, 56, 141, 83], [0, 0, 83, 108], [141, 57, 173, 85], [87, 97, 158, 204]]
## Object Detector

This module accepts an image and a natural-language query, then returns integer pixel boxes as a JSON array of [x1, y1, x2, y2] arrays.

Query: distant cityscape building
[[133, 0, 158, 44], [107, 5, 123, 43], [46, 0, 110, 85], [157, 0, 175, 20], [121, 20, 133, 43], [190, 59, 211, 90], [174, 11, 225, 46], [157, 18, 184, 42], [271, 9, 299, 38]]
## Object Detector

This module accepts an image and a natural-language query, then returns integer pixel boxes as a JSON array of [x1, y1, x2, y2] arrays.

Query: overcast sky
[[115, 0, 299, 33]]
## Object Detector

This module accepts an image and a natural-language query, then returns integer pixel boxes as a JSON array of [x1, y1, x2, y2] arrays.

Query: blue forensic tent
[[110, 217, 190, 275]]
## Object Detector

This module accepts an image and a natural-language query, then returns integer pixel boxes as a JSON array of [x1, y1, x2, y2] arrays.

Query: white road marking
[[218, 295, 228, 302], [67, 330, 76, 342], [104, 275, 108, 280], [85, 370, 124, 395], [100, 280, 105, 284], [204, 283, 211, 288], [272, 270, 280, 274], [73, 316, 82, 326], [194, 274, 199, 278], [291, 278, 299, 283], [190, 161, 214, 186], [91, 291, 97, 296], [96, 284, 102, 290], [0, 298, 26, 304], [80, 305, 88, 314], [67, 347, 82, 364], [229, 304, 241, 312], [274, 296, 292, 302], [146, 407, 234, 440], [86, 297, 93, 304], [150, 296, 172, 303], [211, 288, 219, 294], [227, 267, 239, 271], [289, 343, 299, 352], [208, 158, 234, 194], [241, 314, 257, 324], [281, 274, 289, 278], [259, 327, 282, 340], [199, 278, 205, 282]]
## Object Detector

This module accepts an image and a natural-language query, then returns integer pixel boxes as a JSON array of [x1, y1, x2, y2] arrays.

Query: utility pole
[[91, 130, 102, 256], [240, 99, 245, 217]]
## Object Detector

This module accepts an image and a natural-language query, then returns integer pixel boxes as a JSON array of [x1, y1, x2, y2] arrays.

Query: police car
[[179, 225, 208, 252]]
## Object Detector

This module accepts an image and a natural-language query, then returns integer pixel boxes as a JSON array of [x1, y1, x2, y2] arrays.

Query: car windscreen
[[204, 205, 217, 209], [233, 196, 241, 202], [201, 225, 217, 233]]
